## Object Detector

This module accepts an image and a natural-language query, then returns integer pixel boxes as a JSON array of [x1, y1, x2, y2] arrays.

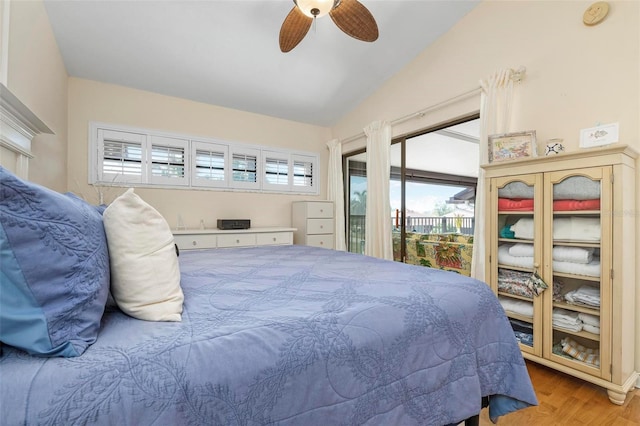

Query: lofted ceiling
[[43, 0, 479, 127]]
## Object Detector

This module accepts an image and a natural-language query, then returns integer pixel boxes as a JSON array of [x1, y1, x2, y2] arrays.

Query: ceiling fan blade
[[279, 6, 313, 52], [329, 0, 378, 42]]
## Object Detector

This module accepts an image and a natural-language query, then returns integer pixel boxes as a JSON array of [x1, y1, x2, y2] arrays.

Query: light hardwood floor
[[479, 361, 640, 425]]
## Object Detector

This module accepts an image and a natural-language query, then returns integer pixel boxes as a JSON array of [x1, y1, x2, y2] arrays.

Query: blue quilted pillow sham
[[0, 167, 110, 357]]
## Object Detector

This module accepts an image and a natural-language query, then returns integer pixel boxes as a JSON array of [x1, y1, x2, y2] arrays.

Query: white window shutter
[[97, 129, 146, 184], [262, 150, 290, 191], [292, 154, 316, 193], [230, 147, 260, 190], [148, 135, 189, 186], [192, 141, 228, 188]]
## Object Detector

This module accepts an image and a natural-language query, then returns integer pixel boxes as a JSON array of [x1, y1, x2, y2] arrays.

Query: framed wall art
[[488, 130, 537, 163]]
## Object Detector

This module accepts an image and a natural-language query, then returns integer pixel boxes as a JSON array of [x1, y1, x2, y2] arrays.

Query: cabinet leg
[[607, 389, 627, 405]]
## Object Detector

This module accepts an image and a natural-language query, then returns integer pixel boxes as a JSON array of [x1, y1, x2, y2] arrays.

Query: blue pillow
[[0, 167, 110, 357]]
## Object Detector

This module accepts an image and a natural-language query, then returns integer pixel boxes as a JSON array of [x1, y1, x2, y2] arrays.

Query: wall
[[331, 0, 640, 387], [5, 0, 67, 191], [67, 78, 331, 229]]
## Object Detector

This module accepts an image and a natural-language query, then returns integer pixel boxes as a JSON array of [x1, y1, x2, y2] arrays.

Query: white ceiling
[[43, 0, 479, 127]]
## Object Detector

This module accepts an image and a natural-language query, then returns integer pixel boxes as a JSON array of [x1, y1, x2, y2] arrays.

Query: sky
[[350, 176, 473, 216]]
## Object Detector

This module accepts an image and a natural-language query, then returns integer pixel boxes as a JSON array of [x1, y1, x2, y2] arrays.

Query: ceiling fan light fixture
[[294, 0, 340, 18]]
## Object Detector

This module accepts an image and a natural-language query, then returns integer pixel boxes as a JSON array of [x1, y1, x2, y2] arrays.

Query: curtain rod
[[340, 67, 526, 145]]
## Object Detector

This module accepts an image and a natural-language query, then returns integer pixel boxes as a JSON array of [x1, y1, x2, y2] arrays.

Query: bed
[[0, 168, 537, 425]]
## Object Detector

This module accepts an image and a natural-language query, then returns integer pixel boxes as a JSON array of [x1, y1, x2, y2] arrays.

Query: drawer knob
[[320, 209, 324, 213], [320, 225, 323, 229], [236, 239, 240, 244], [320, 241, 323, 245], [192, 241, 197, 246], [273, 237, 276, 241]]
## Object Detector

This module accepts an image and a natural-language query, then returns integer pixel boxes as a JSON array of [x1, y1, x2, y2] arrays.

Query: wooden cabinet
[[291, 201, 335, 249], [173, 227, 295, 251], [482, 145, 637, 404]]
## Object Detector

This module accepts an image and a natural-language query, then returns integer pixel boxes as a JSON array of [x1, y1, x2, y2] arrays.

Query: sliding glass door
[[345, 116, 480, 266]]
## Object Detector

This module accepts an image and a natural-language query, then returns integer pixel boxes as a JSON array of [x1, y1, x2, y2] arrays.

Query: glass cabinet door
[[491, 174, 543, 357], [543, 167, 611, 380]]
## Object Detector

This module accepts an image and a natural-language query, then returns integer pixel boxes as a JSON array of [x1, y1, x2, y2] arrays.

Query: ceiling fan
[[279, 0, 379, 53]]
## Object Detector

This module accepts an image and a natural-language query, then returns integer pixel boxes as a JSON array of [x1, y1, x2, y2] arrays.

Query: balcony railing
[[348, 215, 475, 254]]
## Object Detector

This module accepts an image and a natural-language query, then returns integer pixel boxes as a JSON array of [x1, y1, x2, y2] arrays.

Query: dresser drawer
[[256, 232, 293, 246], [306, 202, 333, 218], [306, 234, 334, 249], [174, 234, 217, 250], [217, 233, 257, 248], [306, 218, 334, 234]]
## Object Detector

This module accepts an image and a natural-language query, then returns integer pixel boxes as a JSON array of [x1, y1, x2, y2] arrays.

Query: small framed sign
[[488, 131, 537, 163], [579, 122, 619, 148]]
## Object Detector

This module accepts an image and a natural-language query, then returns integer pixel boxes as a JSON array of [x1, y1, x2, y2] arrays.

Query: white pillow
[[103, 188, 183, 321]]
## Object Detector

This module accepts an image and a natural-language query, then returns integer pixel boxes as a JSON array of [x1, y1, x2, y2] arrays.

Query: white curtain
[[364, 121, 393, 260], [326, 138, 346, 251], [471, 68, 516, 280]]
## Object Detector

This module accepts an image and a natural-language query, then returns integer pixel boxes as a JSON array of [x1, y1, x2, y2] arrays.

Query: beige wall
[[6, 0, 67, 191], [67, 78, 331, 229], [332, 0, 640, 385]]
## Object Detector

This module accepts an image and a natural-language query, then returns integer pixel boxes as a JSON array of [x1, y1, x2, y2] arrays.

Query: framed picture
[[488, 131, 537, 163]]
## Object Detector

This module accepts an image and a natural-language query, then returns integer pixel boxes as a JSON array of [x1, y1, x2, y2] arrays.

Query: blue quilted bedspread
[[0, 245, 537, 425]]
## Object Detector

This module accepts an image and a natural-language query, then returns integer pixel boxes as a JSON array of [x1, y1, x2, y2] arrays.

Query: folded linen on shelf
[[498, 269, 535, 298], [578, 312, 600, 327], [498, 198, 534, 211], [498, 181, 534, 199], [509, 319, 534, 334], [499, 296, 534, 318], [564, 285, 601, 307], [553, 258, 601, 278], [498, 245, 534, 269], [514, 331, 534, 347], [552, 308, 583, 332], [553, 246, 594, 264], [583, 324, 601, 335], [553, 199, 600, 211], [553, 176, 601, 200], [508, 243, 534, 257], [577, 312, 600, 327], [509, 217, 601, 242], [561, 337, 600, 367], [553, 280, 565, 302], [509, 218, 535, 240], [553, 217, 601, 242]]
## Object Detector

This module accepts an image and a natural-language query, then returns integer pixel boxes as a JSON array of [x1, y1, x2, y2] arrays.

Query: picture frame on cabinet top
[[488, 130, 537, 163]]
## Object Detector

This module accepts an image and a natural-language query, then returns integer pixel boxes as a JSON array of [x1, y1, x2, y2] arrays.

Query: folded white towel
[[509, 243, 534, 257], [499, 296, 534, 318], [498, 245, 534, 268], [553, 217, 601, 242], [510, 218, 535, 240], [583, 324, 601, 335], [553, 246, 594, 264], [553, 258, 600, 278], [553, 308, 581, 324], [564, 290, 600, 307], [578, 312, 600, 327], [554, 321, 583, 333]]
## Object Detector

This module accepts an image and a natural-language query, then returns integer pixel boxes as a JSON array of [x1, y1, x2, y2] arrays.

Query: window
[[89, 122, 318, 194], [292, 154, 316, 193], [263, 150, 289, 191], [192, 141, 228, 188], [230, 147, 260, 190], [149, 136, 188, 186], [98, 129, 145, 184], [261, 152, 317, 192]]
